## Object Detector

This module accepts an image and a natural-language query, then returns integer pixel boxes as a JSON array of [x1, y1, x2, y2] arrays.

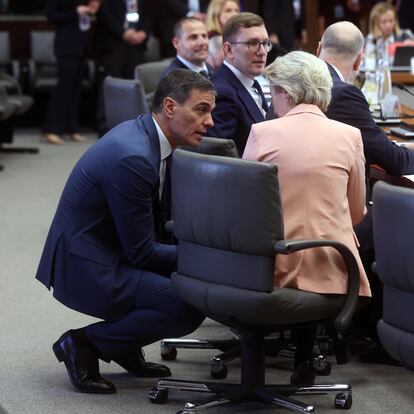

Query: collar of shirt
[[224, 61, 266, 115], [329, 62, 345, 82], [223, 60, 255, 90], [152, 116, 172, 199], [177, 55, 208, 73]]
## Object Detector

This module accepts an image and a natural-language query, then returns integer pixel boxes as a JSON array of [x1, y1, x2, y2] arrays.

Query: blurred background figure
[[207, 34, 224, 70], [318, 0, 370, 37], [206, 0, 240, 37], [94, 0, 152, 135], [43, 0, 100, 145], [206, 0, 240, 70], [369, 1, 414, 45], [155, 0, 210, 58], [262, 0, 299, 53]]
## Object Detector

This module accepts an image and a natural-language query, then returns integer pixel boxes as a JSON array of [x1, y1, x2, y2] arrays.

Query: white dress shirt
[[152, 116, 172, 199]]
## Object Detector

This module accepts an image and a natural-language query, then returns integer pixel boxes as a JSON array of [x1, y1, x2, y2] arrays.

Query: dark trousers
[[44, 55, 83, 135], [84, 271, 205, 360]]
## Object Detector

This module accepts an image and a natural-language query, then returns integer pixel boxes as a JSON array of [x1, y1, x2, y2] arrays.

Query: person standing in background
[[94, 0, 152, 135], [44, 0, 100, 145]]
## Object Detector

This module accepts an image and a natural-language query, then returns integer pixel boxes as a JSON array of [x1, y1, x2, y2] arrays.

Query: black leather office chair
[[149, 150, 360, 413], [0, 32, 36, 153], [373, 181, 414, 371], [134, 58, 173, 107], [103, 76, 149, 130], [27, 31, 95, 95]]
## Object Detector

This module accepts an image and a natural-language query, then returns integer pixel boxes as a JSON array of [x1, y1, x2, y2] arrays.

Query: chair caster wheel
[[335, 392, 352, 409], [177, 402, 197, 413], [149, 387, 169, 404], [210, 361, 228, 379], [161, 344, 177, 361], [313, 355, 332, 376]]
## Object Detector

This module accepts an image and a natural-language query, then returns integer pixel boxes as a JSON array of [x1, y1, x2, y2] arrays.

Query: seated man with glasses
[[206, 12, 271, 155]]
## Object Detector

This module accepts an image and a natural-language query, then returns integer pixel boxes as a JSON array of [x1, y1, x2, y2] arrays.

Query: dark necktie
[[199, 70, 210, 79], [160, 155, 172, 223], [253, 79, 269, 113]]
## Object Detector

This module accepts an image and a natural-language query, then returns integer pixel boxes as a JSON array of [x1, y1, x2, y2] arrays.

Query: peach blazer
[[243, 104, 371, 297]]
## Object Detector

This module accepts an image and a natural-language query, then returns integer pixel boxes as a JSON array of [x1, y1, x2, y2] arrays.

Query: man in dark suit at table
[[160, 17, 213, 80], [317, 20, 414, 363], [35, 70, 215, 394], [206, 13, 270, 156]]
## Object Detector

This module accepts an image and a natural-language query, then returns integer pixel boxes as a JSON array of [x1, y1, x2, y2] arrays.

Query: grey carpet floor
[[1, 129, 414, 414]]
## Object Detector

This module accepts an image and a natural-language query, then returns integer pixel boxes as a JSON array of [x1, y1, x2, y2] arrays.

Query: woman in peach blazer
[[243, 51, 371, 299]]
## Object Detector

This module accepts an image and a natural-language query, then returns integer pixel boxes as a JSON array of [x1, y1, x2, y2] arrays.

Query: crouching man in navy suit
[[35, 70, 215, 394]]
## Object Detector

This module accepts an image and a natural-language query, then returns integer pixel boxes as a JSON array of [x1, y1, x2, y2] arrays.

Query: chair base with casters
[[151, 330, 352, 414], [160, 330, 332, 380]]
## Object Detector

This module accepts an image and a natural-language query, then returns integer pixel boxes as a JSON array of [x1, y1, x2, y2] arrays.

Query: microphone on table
[[396, 83, 414, 98], [394, 84, 414, 118]]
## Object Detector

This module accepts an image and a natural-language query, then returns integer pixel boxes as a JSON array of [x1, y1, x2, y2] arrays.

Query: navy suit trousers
[[84, 271, 205, 360]]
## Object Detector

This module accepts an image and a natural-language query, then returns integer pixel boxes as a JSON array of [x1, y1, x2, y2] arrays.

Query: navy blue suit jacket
[[326, 63, 414, 250], [160, 57, 213, 80], [36, 114, 177, 320], [326, 64, 414, 175], [207, 64, 266, 156], [95, 0, 152, 56]]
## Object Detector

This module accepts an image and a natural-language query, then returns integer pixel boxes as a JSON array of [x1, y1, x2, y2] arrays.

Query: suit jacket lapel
[[222, 65, 265, 122]]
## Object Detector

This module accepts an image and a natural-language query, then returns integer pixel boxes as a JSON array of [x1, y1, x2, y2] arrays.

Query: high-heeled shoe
[[44, 133, 65, 145], [69, 133, 87, 143]]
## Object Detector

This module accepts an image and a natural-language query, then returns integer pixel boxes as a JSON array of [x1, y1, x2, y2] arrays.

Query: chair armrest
[[0, 72, 22, 94], [273, 239, 360, 333]]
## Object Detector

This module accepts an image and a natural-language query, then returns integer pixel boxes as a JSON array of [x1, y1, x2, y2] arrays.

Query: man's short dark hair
[[152, 69, 216, 112], [174, 16, 203, 38], [222, 12, 264, 44]]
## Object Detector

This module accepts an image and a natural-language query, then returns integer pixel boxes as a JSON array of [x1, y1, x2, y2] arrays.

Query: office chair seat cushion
[[172, 273, 345, 327], [377, 319, 414, 371]]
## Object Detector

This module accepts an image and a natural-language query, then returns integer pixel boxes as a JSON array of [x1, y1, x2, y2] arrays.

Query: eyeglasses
[[230, 39, 272, 53]]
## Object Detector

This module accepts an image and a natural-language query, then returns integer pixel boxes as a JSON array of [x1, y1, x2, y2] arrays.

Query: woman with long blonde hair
[[206, 0, 240, 37]]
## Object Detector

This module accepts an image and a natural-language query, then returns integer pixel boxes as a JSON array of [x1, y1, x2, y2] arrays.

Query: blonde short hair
[[264, 51, 332, 111], [369, 2, 401, 39]]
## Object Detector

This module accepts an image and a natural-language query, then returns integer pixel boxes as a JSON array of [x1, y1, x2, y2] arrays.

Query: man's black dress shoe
[[53, 330, 116, 394], [113, 349, 171, 378]]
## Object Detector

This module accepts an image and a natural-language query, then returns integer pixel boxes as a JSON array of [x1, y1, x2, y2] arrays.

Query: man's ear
[[172, 36, 179, 51], [353, 52, 363, 71], [163, 97, 176, 119], [316, 41, 322, 57], [222, 41, 233, 60]]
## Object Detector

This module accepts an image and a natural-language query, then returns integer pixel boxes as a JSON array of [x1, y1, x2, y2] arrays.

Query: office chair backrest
[[103, 76, 149, 130], [30, 31, 56, 64], [181, 136, 238, 158], [134, 58, 173, 96], [172, 149, 283, 292], [373, 181, 414, 370], [144, 35, 161, 63], [0, 32, 10, 65]]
